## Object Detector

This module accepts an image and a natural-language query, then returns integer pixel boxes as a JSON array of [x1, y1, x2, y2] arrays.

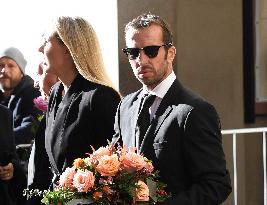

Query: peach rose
[[59, 167, 76, 189], [95, 145, 112, 155], [96, 154, 120, 176], [120, 148, 146, 172], [90, 146, 112, 165], [135, 180, 150, 201], [73, 169, 95, 192], [73, 158, 84, 169]]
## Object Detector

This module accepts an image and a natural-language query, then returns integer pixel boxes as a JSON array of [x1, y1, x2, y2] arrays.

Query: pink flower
[[120, 148, 146, 172], [73, 169, 95, 193], [33, 96, 48, 112], [135, 180, 150, 201], [96, 154, 120, 176], [59, 167, 76, 189]]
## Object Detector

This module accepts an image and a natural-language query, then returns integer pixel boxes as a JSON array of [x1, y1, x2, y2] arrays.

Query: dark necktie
[[137, 94, 156, 146]]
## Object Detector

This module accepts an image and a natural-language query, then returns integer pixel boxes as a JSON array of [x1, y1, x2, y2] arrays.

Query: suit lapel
[[46, 75, 82, 173], [139, 106, 173, 153], [45, 83, 62, 175], [139, 119, 156, 153], [133, 92, 144, 150], [140, 80, 182, 153], [120, 89, 143, 151]]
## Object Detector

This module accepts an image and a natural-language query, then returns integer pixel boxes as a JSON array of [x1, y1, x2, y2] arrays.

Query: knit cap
[[0, 47, 27, 74]]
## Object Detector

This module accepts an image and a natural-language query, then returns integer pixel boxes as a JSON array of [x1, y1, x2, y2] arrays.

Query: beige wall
[[118, 0, 266, 204], [257, 0, 267, 100], [175, 2, 244, 204]]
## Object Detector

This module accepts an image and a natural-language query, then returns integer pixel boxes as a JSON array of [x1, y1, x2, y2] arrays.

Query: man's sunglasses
[[122, 43, 172, 60]]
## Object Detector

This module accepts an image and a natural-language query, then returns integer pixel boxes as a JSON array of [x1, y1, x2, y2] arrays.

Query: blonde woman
[[38, 16, 121, 184]]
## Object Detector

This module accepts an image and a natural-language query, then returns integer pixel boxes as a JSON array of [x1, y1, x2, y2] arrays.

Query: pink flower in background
[[73, 169, 95, 193], [33, 96, 48, 112], [59, 167, 76, 189], [135, 180, 150, 202]]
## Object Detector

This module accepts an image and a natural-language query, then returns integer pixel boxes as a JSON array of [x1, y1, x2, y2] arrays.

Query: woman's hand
[[0, 162, 14, 180]]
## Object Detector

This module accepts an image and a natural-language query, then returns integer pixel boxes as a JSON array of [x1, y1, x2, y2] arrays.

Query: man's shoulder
[[16, 75, 40, 95], [184, 92, 218, 119], [170, 80, 217, 113], [174, 81, 207, 103], [121, 89, 142, 104], [72, 77, 121, 101], [0, 104, 9, 114]]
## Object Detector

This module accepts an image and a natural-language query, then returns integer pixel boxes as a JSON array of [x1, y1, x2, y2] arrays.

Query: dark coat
[[28, 117, 51, 189], [0, 75, 41, 145], [0, 104, 27, 205], [45, 74, 121, 178], [26, 117, 51, 205], [113, 79, 232, 205]]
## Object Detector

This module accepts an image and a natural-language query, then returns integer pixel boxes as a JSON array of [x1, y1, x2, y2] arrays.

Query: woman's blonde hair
[[53, 16, 116, 90]]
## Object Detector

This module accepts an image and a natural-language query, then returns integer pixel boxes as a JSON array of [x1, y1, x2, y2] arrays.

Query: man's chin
[[139, 79, 157, 89], [0, 83, 12, 92], [138, 77, 150, 85]]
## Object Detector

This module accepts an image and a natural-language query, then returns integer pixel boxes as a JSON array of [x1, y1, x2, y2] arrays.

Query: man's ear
[[167, 46, 176, 63]]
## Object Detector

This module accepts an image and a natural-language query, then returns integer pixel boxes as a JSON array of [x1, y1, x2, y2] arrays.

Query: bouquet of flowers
[[25, 143, 170, 205]]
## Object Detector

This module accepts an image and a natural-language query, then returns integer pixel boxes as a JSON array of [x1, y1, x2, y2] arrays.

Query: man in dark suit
[[112, 13, 232, 204]]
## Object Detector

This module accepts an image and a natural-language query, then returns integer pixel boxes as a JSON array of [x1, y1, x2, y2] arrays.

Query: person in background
[[35, 62, 59, 102], [112, 13, 232, 204], [25, 63, 58, 205], [0, 47, 41, 145], [0, 104, 27, 205], [38, 16, 121, 186]]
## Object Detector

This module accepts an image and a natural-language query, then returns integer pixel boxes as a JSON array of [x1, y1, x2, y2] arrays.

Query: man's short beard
[[0, 83, 14, 93]]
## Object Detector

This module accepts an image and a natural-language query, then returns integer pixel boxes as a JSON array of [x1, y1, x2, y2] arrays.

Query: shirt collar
[[142, 71, 176, 98]]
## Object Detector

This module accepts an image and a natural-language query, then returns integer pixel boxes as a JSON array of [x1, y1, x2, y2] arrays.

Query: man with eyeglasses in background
[[112, 13, 232, 204]]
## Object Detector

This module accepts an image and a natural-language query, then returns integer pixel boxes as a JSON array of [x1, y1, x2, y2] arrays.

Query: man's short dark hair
[[125, 13, 173, 45]]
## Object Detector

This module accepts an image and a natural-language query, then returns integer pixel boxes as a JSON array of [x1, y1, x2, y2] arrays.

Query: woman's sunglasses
[[122, 43, 172, 60]]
